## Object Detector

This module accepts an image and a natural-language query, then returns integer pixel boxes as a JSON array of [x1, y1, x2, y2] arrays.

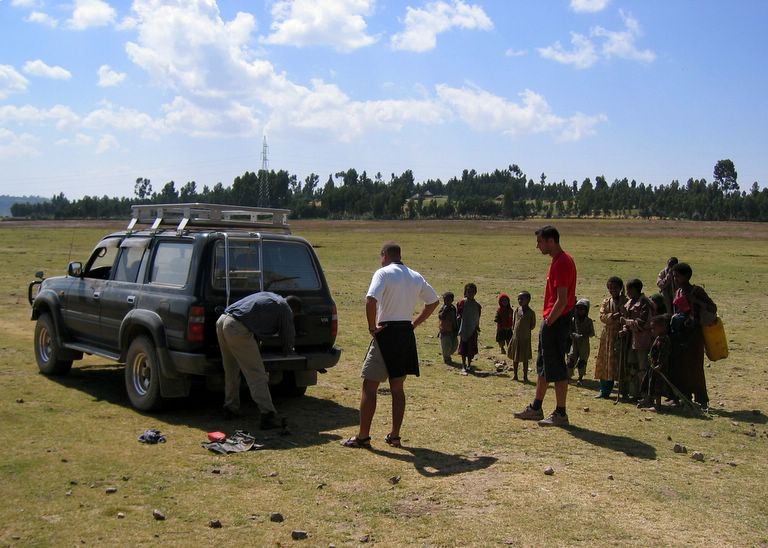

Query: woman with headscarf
[[669, 262, 717, 409]]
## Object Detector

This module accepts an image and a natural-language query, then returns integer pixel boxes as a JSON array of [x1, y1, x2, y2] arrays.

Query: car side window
[[149, 241, 193, 286], [114, 238, 150, 283], [84, 238, 120, 280]]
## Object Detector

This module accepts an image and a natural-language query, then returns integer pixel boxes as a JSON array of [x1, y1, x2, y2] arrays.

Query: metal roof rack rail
[[128, 203, 291, 234]]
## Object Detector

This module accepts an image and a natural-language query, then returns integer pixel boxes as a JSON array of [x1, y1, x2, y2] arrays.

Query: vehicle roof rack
[[128, 203, 291, 234]]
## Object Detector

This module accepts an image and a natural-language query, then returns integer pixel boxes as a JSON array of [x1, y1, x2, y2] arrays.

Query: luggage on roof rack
[[128, 203, 291, 234]]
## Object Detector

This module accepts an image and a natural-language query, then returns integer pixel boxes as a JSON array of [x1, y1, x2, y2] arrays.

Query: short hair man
[[216, 291, 301, 429], [514, 225, 577, 426], [342, 242, 439, 448]]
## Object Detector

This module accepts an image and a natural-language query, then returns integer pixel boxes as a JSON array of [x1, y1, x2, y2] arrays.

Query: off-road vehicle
[[29, 203, 341, 411]]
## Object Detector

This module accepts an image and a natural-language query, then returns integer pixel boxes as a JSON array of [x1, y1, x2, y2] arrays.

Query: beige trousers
[[216, 314, 276, 414]]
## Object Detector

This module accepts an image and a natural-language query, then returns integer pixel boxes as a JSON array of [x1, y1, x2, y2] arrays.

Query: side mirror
[[35, 270, 44, 279], [68, 262, 83, 277]]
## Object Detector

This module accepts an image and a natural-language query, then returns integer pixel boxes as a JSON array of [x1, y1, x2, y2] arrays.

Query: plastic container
[[702, 317, 728, 361]]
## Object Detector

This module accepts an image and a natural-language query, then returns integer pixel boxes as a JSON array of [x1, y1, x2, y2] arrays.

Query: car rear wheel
[[34, 313, 73, 375], [125, 336, 164, 411]]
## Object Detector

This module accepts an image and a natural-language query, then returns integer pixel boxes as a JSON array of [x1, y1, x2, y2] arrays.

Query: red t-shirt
[[542, 251, 577, 319]]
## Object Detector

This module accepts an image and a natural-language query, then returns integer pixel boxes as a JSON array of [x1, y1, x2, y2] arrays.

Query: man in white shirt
[[342, 242, 439, 449]]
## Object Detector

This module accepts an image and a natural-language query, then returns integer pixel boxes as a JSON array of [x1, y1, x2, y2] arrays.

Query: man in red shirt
[[514, 225, 577, 426]]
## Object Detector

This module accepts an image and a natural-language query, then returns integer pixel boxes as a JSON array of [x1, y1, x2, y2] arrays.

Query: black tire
[[124, 335, 164, 411], [34, 313, 73, 375], [271, 371, 307, 398]]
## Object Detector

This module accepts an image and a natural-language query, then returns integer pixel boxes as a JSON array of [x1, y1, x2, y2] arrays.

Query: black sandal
[[341, 436, 371, 448], [385, 434, 401, 448]]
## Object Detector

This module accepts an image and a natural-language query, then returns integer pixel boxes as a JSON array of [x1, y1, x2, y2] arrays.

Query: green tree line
[[10, 159, 768, 222]]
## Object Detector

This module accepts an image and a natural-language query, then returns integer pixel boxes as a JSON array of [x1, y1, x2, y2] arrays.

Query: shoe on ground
[[538, 411, 569, 427], [260, 411, 284, 430], [513, 404, 544, 421]]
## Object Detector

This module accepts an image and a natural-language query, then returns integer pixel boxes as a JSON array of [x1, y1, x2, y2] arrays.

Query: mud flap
[[156, 346, 191, 398]]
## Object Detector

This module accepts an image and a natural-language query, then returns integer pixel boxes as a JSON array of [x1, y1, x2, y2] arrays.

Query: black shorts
[[535, 311, 573, 382]]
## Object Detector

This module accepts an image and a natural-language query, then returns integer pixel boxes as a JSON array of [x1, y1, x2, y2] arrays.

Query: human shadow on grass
[[707, 407, 766, 424], [369, 445, 497, 478], [45, 363, 359, 449], [565, 425, 657, 460]]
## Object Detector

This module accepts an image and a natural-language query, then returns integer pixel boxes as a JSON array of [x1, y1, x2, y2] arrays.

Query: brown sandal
[[385, 434, 401, 448]]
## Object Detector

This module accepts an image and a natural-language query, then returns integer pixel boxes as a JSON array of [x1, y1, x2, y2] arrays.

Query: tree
[[179, 181, 197, 201], [157, 181, 178, 203], [714, 159, 739, 194], [134, 177, 152, 200]]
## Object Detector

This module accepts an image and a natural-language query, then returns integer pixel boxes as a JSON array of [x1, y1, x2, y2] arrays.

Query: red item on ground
[[207, 431, 226, 442]]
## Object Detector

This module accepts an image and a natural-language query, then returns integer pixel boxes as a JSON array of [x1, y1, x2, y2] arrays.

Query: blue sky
[[1, 0, 766, 199]]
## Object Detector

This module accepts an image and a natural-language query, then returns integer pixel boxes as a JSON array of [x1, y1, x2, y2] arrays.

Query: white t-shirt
[[366, 262, 439, 324]]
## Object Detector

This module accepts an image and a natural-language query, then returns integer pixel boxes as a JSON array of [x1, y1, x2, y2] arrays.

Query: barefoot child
[[566, 298, 595, 385], [593, 277, 627, 399], [437, 291, 459, 364], [638, 314, 672, 411], [494, 293, 514, 354], [507, 291, 536, 381], [457, 283, 481, 374]]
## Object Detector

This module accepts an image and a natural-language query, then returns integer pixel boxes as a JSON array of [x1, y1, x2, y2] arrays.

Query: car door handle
[[93, 291, 100, 300], [127, 295, 135, 304]]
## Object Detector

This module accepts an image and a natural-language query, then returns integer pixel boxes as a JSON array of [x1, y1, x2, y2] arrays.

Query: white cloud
[[557, 111, 608, 142], [539, 11, 654, 68], [81, 102, 162, 137], [95, 133, 119, 153], [263, 0, 377, 52], [593, 11, 655, 63], [0, 0, 599, 148], [97, 64, 127, 87], [160, 95, 259, 138], [23, 59, 72, 80], [55, 133, 94, 146], [115, 16, 138, 30], [538, 32, 598, 69], [66, 0, 116, 30], [391, 0, 493, 52], [0, 128, 38, 159], [0, 104, 80, 130], [504, 48, 526, 58], [26, 11, 59, 27], [11, 0, 42, 7], [570, 0, 610, 13], [0, 65, 29, 99], [435, 84, 606, 142]]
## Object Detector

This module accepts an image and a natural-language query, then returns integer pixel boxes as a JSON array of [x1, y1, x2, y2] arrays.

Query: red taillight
[[188, 305, 205, 342], [331, 304, 338, 339]]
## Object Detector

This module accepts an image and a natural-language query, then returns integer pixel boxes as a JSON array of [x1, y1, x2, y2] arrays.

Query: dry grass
[[1, 218, 767, 546]]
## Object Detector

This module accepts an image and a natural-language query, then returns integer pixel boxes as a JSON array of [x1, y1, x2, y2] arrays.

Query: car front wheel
[[34, 313, 73, 375], [125, 335, 164, 411]]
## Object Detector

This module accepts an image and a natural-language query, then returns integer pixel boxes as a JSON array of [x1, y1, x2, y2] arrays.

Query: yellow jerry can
[[702, 317, 728, 361]]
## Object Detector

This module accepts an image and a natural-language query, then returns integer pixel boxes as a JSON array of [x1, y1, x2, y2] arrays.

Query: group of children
[[594, 275, 680, 411], [438, 284, 537, 379], [436, 279, 673, 411]]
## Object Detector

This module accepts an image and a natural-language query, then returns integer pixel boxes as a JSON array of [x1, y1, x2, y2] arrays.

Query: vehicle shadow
[[45, 363, 359, 449], [369, 445, 497, 478], [565, 425, 657, 460]]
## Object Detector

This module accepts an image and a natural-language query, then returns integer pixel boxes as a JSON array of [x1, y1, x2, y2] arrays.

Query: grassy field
[[1, 218, 767, 546]]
